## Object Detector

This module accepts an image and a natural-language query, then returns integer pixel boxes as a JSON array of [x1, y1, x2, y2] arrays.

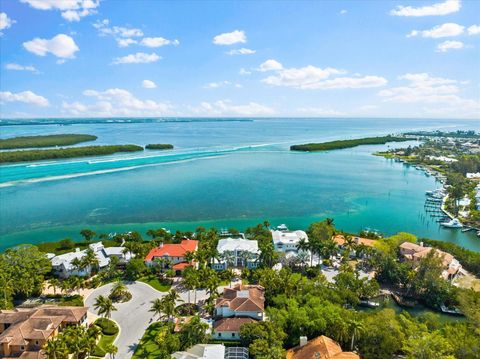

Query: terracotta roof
[[172, 262, 194, 270], [145, 240, 198, 261], [399, 242, 420, 251], [0, 305, 87, 348], [333, 235, 376, 248], [286, 336, 359, 359], [215, 284, 265, 312], [400, 242, 455, 267], [213, 317, 255, 332]]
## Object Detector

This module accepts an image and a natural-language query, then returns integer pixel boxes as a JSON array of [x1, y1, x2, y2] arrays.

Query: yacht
[[277, 224, 288, 231], [441, 218, 463, 228]]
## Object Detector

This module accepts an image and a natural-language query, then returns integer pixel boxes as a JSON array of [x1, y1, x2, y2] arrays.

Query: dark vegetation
[[290, 135, 410, 152], [37, 238, 117, 255], [145, 143, 174, 150], [405, 130, 480, 139], [0, 134, 97, 149], [0, 144, 143, 163]]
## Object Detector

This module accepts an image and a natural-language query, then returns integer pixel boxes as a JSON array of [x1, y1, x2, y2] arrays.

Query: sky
[[0, 0, 479, 119]]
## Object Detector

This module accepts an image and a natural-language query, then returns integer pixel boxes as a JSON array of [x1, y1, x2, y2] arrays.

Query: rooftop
[[217, 238, 259, 254], [271, 229, 308, 244], [213, 317, 256, 332], [286, 335, 359, 359], [145, 239, 198, 261], [216, 284, 265, 312]]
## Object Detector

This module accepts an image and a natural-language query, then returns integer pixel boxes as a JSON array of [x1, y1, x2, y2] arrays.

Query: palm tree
[[94, 295, 117, 319], [48, 278, 60, 295], [348, 319, 365, 351], [81, 248, 99, 275], [109, 280, 127, 300], [59, 280, 71, 295], [221, 250, 236, 269], [149, 298, 165, 320], [105, 344, 118, 359], [43, 337, 67, 359], [71, 257, 83, 273], [263, 220, 270, 229], [163, 289, 182, 321]]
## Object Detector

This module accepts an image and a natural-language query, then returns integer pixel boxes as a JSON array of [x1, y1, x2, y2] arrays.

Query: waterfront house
[[399, 242, 462, 280], [172, 344, 225, 359], [50, 242, 132, 278], [0, 306, 88, 358], [212, 238, 259, 270], [286, 335, 359, 359], [145, 239, 198, 274], [271, 228, 309, 257]]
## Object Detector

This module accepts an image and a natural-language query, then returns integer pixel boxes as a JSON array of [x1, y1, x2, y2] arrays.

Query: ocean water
[[1, 118, 479, 252]]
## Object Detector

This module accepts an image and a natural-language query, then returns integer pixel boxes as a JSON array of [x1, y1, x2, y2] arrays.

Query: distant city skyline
[[0, 0, 479, 119]]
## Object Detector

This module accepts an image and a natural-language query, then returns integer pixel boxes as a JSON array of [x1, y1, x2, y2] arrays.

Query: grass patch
[[0, 134, 97, 149], [132, 322, 164, 359], [92, 318, 119, 357], [44, 294, 84, 306], [138, 275, 172, 292]]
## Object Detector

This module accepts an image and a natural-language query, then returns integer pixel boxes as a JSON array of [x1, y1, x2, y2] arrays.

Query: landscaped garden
[[91, 318, 119, 358], [138, 275, 172, 292]]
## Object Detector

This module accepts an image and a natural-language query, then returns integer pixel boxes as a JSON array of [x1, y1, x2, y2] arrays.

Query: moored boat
[[441, 218, 463, 228]]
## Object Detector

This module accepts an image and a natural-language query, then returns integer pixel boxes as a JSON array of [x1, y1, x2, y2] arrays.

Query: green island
[[0, 134, 97, 149], [0, 144, 144, 163], [290, 135, 411, 152], [145, 143, 174, 150]]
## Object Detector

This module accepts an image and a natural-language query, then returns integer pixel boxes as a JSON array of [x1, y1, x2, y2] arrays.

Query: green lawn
[[132, 322, 164, 358], [91, 318, 119, 357], [138, 276, 172, 292]]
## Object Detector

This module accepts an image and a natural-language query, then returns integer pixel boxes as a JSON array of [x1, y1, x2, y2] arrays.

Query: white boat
[[277, 224, 288, 231], [441, 218, 463, 228]]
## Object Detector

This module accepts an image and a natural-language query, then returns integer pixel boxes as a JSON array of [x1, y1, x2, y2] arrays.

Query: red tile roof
[[213, 317, 256, 332], [172, 262, 193, 270], [145, 240, 198, 261], [286, 336, 359, 359]]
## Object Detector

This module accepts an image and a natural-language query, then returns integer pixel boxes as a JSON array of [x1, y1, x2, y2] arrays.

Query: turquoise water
[[1, 118, 479, 252]]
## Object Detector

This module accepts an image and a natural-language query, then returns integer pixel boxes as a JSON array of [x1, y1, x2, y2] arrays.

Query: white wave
[[0, 154, 227, 188]]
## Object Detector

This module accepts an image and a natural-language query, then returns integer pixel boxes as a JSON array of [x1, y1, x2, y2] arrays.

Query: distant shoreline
[[290, 135, 411, 152]]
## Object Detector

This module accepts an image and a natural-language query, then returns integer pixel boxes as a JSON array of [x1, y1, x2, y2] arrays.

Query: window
[[232, 333, 235, 337], [21, 346, 25, 351], [218, 333, 222, 337]]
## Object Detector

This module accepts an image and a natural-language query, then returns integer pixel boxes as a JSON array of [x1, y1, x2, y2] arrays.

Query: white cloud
[[21, 0, 100, 21], [112, 52, 161, 64], [5, 63, 38, 72], [23, 34, 79, 59], [93, 19, 143, 38], [379, 73, 480, 117], [390, 0, 460, 17], [203, 81, 242, 89], [0, 12, 15, 34], [117, 38, 137, 47], [408, 23, 464, 38], [213, 30, 246, 45], [142, 80, 157, 89], [239, 68, 252, 75], [259, 61, 387, 90], [467, 25, 480, 35], [140, 37, 179, 47], [0, 90, 49, 107], [258, 59, 283, 72], [63, 88, 173, 116], [296, 107, 344, 116], [437, 40, 464, 52], [191, 100, 274, 116], [340, 10, 347, 15], [227, 48, 256, 55]]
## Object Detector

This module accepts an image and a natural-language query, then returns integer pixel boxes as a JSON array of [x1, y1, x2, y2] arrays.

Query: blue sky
[[0, 0, 479, 119]]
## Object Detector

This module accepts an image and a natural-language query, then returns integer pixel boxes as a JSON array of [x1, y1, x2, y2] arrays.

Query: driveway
[[86, 282, 163, 359], [85, 280, 233, 358]]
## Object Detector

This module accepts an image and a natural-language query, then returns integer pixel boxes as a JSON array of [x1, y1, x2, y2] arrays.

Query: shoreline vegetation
[[0, 134, 98, 149], [290, 135, 411, 152], [0, 144, 144, 163], [145, 143, 174, 150]]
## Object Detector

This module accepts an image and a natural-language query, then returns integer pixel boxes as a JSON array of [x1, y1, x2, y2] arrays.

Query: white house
[[271, 229, 308, 257], [212, 238, 259, 270], [172, 344, 225, 359], [51, 242, 132, 278]]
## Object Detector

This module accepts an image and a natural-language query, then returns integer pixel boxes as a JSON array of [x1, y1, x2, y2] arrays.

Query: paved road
[[85, 281, 228, 358]]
